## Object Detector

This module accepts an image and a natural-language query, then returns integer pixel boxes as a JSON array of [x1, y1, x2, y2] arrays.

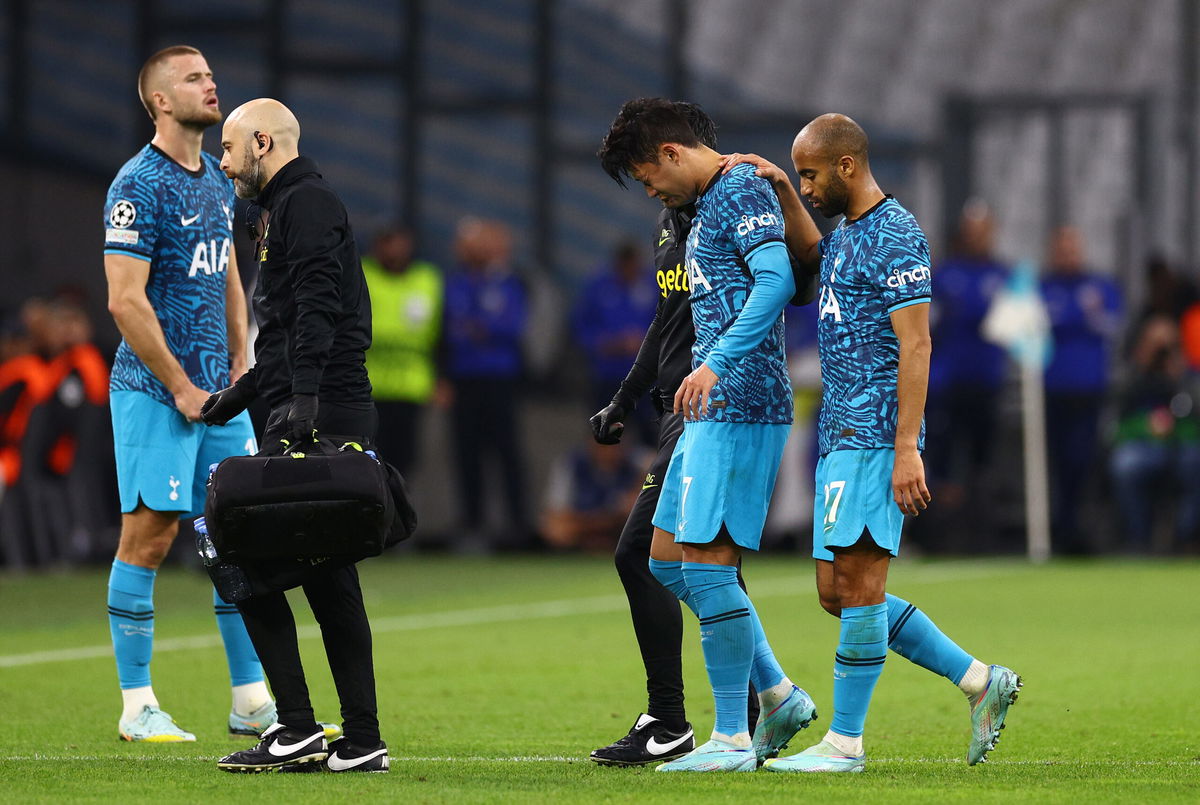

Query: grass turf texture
[[0, 556, 1197, 803]]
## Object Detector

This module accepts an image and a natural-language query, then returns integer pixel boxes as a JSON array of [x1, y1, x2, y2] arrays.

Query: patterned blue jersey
[[104, 145, 236, 406], [685, 162, 793, 425], [816, 196, 931, 455]]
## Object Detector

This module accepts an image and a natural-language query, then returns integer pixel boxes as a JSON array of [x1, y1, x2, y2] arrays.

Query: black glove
[[589, 401, 627, 445], [200, 378, 256, 426], [283, 394, 319, 447]]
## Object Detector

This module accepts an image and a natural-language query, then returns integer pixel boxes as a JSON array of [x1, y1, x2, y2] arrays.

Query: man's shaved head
[[792, 113, 869, 165], [224, 98, 301, 151], [791, 114, 881, 219], [220, 98, 302, 199]]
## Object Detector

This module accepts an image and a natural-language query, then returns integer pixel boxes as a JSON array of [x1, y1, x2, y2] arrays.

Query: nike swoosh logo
[[266, 735, 320, 757], [181, 213, 200, 226], [646, 732, 692, 756], [658, 228, 671, 246], [642, 482, 660, 490], [327, 748, 387, 770]]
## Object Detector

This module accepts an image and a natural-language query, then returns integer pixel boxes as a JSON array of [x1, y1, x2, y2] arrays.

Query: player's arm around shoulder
[[890, 301, 932, 516], [719, 152, 821, 271], [104, 253, 208, 421]]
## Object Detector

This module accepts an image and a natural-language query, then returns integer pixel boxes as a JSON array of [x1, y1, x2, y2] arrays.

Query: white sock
[[120, 686, 158, 723], [232, 681, 272, 716], [757, 678, 796, 712], [958, 660, 990, 698], [712, 730, 752, 748], [823, 729, 864, 757]]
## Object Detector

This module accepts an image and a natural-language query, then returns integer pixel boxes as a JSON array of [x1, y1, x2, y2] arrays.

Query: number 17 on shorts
[[822, 480, 846, 534]]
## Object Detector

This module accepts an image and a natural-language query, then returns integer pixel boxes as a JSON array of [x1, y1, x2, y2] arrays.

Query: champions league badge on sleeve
[[106, 199, 140, 245]]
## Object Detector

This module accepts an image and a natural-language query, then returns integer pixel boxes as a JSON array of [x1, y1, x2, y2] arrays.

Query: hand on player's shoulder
[[719, 153, 786, 186]]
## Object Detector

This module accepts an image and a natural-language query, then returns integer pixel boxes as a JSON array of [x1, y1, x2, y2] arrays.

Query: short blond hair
[[137, 45, 202, 121]]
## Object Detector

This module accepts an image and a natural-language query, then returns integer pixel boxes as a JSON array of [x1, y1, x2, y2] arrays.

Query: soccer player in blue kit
[[599, 99, 817, 772], [755, 114, 1021, 773], [103, 46, 274, 741]]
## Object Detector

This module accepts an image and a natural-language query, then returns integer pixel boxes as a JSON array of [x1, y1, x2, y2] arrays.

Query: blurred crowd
[[4, 208, 1199, 569], [0, 294, 115, 568]]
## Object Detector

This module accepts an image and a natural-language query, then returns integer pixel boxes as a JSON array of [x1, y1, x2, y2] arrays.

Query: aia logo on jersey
[[189, 238, 231, 277], [656, 262, 690, 297], [686, 257, 713, 293], [887, 265, 931, 288], [819, 284, 842, 322]]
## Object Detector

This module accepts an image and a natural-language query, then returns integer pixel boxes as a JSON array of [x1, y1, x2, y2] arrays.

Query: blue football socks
[[108, 559, 156, 690], [212, 587, 265, 687], [744, 598, 786, 694], [831, 602, 888, 738], [648, 558, 696, 614], [682, 562, 755, 737], [885, 593, 974, 685]]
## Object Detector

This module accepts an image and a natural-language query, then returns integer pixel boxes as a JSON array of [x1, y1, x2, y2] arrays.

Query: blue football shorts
[[812, 447, 904, 561], [651, 420, 790, 551], [111, 390, 256, 517]]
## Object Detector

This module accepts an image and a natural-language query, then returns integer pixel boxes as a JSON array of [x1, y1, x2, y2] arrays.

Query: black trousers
[[235, 400, 381, 744], [1045, 392, 1102, 554], [449, 377, 529, 538], [374, 399, 421, 478], [613, 413, 758, 728]]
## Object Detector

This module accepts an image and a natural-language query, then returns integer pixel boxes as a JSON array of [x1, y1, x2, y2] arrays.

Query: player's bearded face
[[164, 56, 221, 129], [173, 89, 222, 128], [816, 170, 850, 218]]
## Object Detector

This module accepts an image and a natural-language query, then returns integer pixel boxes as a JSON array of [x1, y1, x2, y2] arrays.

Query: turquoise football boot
[[119, 705, 196, 742], [762, 740, 865, 773], [229, 700, 342, 741], [655, 738, 758, 772], [751, 685, 818, 763], [967, 665, 1022, 765], [229, 701, 277, 736]]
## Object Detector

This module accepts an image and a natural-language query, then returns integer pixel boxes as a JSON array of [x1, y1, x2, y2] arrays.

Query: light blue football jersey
[[103, 145, 236, 406], [816, 196, 931, 455], [684, 163, 793, 425]]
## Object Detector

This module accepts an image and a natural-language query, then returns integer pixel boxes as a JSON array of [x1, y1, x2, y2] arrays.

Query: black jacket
[[244, 156, 372, 410], [612, 204, 696, 412]]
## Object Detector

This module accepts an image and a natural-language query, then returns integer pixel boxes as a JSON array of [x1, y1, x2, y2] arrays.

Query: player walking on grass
[[748, 114, 1021, 774], [599, 98, 817, 773], [102, 45, 277, 742], [589, 103, 761, 766]]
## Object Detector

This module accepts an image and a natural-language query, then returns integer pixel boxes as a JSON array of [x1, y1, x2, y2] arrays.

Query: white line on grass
[[0, 562, 1019, 669], [4, 754, 1197, 767]]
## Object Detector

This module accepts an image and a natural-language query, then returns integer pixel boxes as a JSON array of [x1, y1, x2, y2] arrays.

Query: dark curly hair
[[597, 97, 709, 187]]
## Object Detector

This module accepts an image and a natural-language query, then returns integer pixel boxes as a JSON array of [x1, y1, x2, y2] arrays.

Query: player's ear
[[661, 143, 679, 164], [838, 155, 856, 179], [153, 91, 171, 117]]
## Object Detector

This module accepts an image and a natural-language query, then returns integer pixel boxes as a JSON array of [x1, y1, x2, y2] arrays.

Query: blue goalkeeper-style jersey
[[685, 162, 793, 425], [103, 145, 236, 406], [816, 196, 931, 455]]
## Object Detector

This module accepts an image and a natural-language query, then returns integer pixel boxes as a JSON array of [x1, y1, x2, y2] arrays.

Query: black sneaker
[[326, 737, 390, 773], [590, 714, 694, 766], [217, 723, 328, 773]]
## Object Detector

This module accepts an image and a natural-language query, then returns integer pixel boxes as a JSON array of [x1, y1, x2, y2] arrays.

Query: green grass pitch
[[0, 556, 1197, 802]]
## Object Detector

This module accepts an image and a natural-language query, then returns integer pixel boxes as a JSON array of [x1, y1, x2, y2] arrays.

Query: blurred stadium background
[[2, 0, 1200, 567]]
